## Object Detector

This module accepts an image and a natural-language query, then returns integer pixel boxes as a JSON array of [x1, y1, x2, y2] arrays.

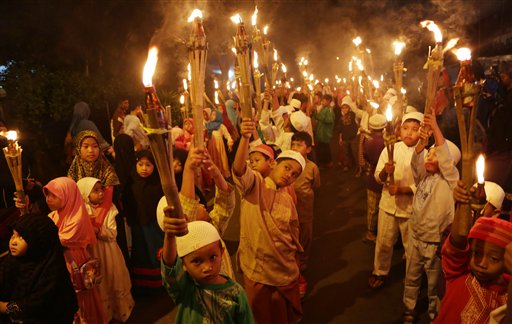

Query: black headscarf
[[0, 214, 78, 323], [113, 134, 136, 187]]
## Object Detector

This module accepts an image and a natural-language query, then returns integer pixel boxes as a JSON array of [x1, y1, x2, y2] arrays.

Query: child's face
[[45, 190, 63, 211], [270, 159, 302, 188], [182, 241, 224, 285], [291, 140, 311, 158], [184, 121, 192, 132], [211, 111, 217, 121], [9, 230, 28, 257], [341, 105, 350, 115], [249, 152, 272, 178], [88, 182, 105, 205], [173, 158, 183, 175], [400, 120, 421, 147], [80, 137, 100, 162], [136, 157, 155, 178], [424, 148, 440, 173], [469, 239, 505, 283]]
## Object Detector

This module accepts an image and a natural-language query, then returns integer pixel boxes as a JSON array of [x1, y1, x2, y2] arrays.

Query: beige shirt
[[234, 165, 301, 286], [293, 159, 321, 223]]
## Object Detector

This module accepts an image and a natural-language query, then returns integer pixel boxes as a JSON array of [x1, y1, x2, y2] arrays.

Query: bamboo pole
[[2, 133, 28, 214], [232, 19, 253, 119]]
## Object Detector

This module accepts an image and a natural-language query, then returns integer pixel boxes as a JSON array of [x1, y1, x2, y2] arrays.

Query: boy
[[161, 219, 254, 323], [338, 96, 359, 173], [368, 111, 423, 289], [362, 114, 387, 243], [403, 111, 460, 322], [291, 131, 321, 297], [233, 117, 305, 323], [248, 144, 275, 178], [314, 94, 335, 167], [434, 216, 512, 323]]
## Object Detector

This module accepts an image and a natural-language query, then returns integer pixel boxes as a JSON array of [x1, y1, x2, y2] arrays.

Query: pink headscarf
[[44, 177, 96, 249]]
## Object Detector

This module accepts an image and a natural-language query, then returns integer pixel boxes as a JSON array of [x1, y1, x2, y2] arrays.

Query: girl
[[77, 177, 134, 322], [124, 150, 164, 295], [206, 109, 233, 178], [44, 177, 108, 323], [175, 118, 194, 151], [0, 213, 78, 323], [123, 104, 148, 151]]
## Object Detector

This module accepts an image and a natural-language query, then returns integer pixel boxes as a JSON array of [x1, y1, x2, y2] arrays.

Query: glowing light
[[456, 47, 472, 61], [445, 38, 459, 52], [183, 79, 188, 91], [366, 48, 371, 54], [6, 130, 17, 141], [309, 74, 314, 81], [142, 47, 158, 87], [214, 91, 219, 105], [180, 95, 185, 105], [401, 88, 407, 94], [281, 63, 287, 73], [251, 6, 258, 26], [302, 71, 308, 77], [380, 74, 384, 81], [346, 90, 351, 95], [385, 104, 393, 122], [230, 14, 242, 24], [476, 154, 485, 184], [304, 59, 308, 66], [226, 82, 231, 91], [231, 80, 237, 89], [356, 59, 364, 71], [353, 36, 362, 47], [263, 25, 269, 35], [231, 47, 237, 55], [273, 49, 278, 61], [187, 9, 203, 23], [253, 51, 259, 69], [370, 101, 379, 109], [290, 77, 294, 82], [348, 61, 353, 72], [420, 20, 443, 43], [324, 78, 329, 84], [343, 78, 346, 83], [187, 63, 191, 81], [336, 56, 340, 60], [393, 41, 405, 55], [214, 80, 219, 89], [372, 80, 380, 89]]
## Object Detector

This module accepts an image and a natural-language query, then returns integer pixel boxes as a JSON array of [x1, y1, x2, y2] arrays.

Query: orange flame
[[385, 104, 393, 122], [393, 41, 405, 55], [420, 20, 442, 43], [251, 6, 258, 26], [187, 9, 202, 23], [143, 47, 158, 87], [476, 154, 485, 184], [230, 14, 242, 24], [352, 36, 362, 47], [455, 47, 471, 61], [253, 51, 259, 69]]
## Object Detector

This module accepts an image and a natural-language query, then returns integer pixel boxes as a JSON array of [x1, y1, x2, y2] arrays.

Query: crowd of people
[[0, 58, 511, 324]]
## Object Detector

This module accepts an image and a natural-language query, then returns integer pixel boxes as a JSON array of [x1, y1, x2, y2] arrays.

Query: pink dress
[[45, 177, 108, 324]]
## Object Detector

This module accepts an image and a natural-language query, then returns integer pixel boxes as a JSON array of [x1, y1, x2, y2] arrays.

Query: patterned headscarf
[[68, 130, 119, 186], [469, 217, 512, 249]]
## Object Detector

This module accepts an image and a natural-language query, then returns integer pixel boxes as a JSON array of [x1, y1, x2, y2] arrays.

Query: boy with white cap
[[233, 117, 305, 323], [160, 219, 254, 323], [403, 111, 460, 322], [368, 111, 424, 289]]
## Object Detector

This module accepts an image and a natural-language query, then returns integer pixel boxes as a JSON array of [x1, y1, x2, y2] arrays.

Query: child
[[248, 143, 275, 178], [160, 220, 254, 323], [403, 111, 460, 322], [206, 109, 234, 178], [0, 213, 78, 323], [77, 177, 134, 322], [291, 131, 321, 298], [124, 150, 164, 295], [44, 177, 108, 323], [338, 96, 359, 173], [454, 180, 506, 219], [434, 216, 512, 323], [314, 94, 335, 167], [362, 114, 386, 243], [233, 117, 305, 323], [368, 111, 423, 289]]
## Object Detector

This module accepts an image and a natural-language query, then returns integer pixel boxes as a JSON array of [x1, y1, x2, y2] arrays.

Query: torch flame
[[230, 14, 242, 24], [348, 61, 353, 72], [231, 47, 237, 55], [263, 25, 269, 35], [444, 38, 459, 52], [302, 71, 308, 77], [366, 48, 371, 54], [456, 47, 472, 61], [226, 82, 231, 91], [324, 78, 329, 84], [273, 49, 278, 61], [142, 47, 158, 87], [352, 36, 362, 47], [253, 51, 259, 69], [476, 154, 485, 184], [393, 41, 405, 55], [309, 74, 314, 81], [187, 9, 203, 23], [187, 63, 191, 81], [214, 91, 219, 105], [401, 87, 407, 94], [372, 80, 380, 89], [214, 79, 219, 89], [251, 6, 258, 26], [180, 95, 185, 105], [183, 79, 188, 91], [370, 101, 380, 109], [420, 20, 442, 43], [6, 130, 17, 141], [356, 59, 364, 71], [343, 78, 346, 83], [281, 63, 287, 73], [385, 104, 393, 122]]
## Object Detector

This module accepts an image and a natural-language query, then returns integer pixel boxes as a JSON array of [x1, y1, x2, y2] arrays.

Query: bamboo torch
[[384, 105, 396, 184], [253, 51, 263, 119], [393, 40, 406, 118], [251, 6, 272, 89], [142, 47, 183, 219], [214, 79, 226, 105], [453, 47, 481, 235], [231, 13, 253, 119], [2, 130, 27, 214], [187, 9, 208, 148], [471, 154, 487, 218]]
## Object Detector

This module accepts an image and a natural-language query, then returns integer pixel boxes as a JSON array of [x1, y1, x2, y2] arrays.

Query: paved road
[[127, 166, 431, 323]]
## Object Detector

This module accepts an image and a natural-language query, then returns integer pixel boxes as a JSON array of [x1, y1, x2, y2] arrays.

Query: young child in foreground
[[291, 131, 321, 298], [160, 219, 254, 323], [403, 111, 460, 322], [233, 117, 305, 323]]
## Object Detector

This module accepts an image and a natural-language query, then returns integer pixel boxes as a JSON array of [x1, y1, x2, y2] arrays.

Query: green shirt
[[314, 106, 335, 143], [162, 258, 254, 324]]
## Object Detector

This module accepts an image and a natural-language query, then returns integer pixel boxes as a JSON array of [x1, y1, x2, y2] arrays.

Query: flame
[[352, 36, 362, 47], [230, 14, 242, 24], [183, 79, 188, 91], [373, 80, 380, 89], [180, 95, 185, 105], [385, 104, 393, 122], [366, 48, 371, 54], [380, 74, 384, 81], [214, 79, 219, 89], [309, 74, 314, 81], [347, 90, 351, 95], [6, 130, 17, 141], [273, 49, 278, 61], [296, 86, 301, 91], [401, 87, 407, 94], [231, 47, 237, 55], [420, 20, 442, 43], [303, 59, 308, 66], [226, 81, 231, 91], [187, 63, 191, 81], [444, 38, 459, 52], [324, 78, 329, 84], [358, 76, 363, 86], [337, 78, 341, 84], [214, 91, 219, 105], [348, 61, 353, 72], [187, 9, 202, 23], [370, 101, 379, 109], [343, 78, 346, 83], [307, 84, 313, 91], [281, 63, 287, 73], [302, 71, 308, 77], [476, 154, 485, 184], [290, 77, 294, 82], [263, 25, 269, 35], [356, 59, 364, 71], [142, 47, 158, 87], [336, 56, 340, 60], [231, 80, 237, 89], [251, 6, 258, 26], [456, 47, 471, 61], [393, 41, 405, 55]]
